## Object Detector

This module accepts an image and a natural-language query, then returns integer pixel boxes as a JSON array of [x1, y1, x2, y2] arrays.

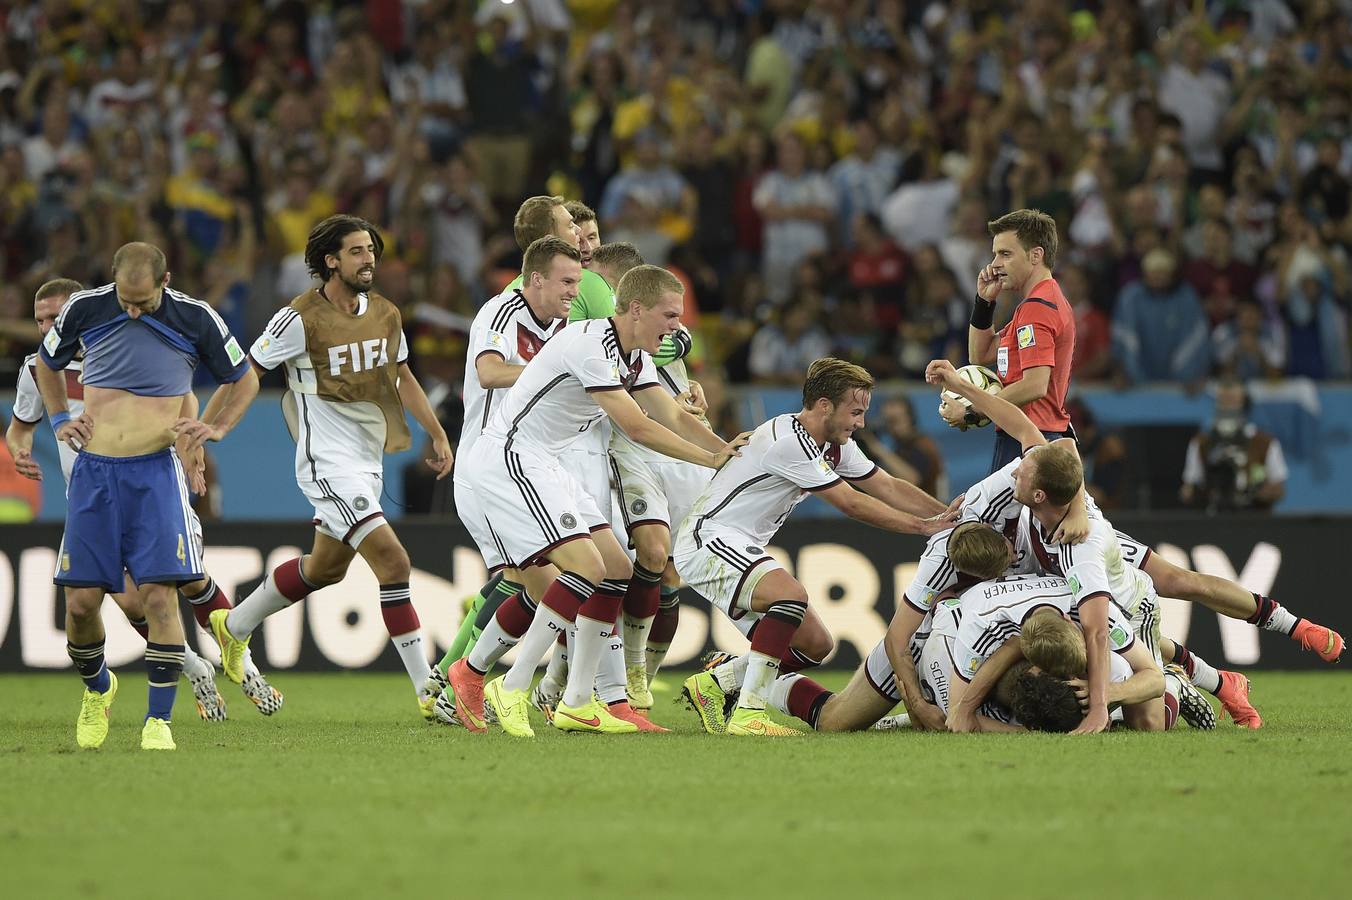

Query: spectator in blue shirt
[[1113, 248, 1212, 383]]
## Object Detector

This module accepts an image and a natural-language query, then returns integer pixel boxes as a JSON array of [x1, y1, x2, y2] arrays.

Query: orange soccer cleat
[[1215, 671, 1262, 729], [1292, 620, 1344, 664], [447, 659, 487, 733], [607, 701, 669, 733]]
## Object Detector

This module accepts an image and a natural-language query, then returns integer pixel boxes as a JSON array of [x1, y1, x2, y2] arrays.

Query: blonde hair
[[615, 264, 683, 311], [1020, 608, 1086, 679], [1029, 445, 1083, 506], [802, 358, 874, 409], [514, 195, 567, 250], [948, 522, 1011, 581]]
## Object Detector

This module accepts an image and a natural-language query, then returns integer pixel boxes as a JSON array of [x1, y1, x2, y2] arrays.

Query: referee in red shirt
[[957, 209, 1076, 472]]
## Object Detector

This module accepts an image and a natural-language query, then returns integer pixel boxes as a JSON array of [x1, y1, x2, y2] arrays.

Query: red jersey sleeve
[[1010, 298, 1061, 369]]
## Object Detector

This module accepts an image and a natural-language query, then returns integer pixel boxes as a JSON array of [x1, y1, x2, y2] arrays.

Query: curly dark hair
[[304, 214, 384, 282], [1011, 671, 1085, 733]]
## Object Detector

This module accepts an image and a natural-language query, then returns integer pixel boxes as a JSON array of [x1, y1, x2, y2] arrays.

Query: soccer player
[[769, 572, 1188, 734], [422, 236, 582, 723], [8, 281, 282, 721], [674, 358, 952, 737], [927, 357, 1115, 732], [961, 209, 1076, 473], [36, 243, 260, 750], [428, 196, 608, 685], [456, 265, 742, 737], [555, 207, 699, 709], [212, 214, 453, 719]]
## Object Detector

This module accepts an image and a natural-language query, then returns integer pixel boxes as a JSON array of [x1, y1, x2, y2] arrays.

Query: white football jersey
[[1018, 505, 1155, 619], [250, 296, 409, 481], [683, 413, 877, 548], [898, 453, 1041, 613], [481, 318, 658, 458], [950, 573, 1137, 682], [459, 288, 565, 459], [14, 354, 85, 483], [15, 356, 85, 486]]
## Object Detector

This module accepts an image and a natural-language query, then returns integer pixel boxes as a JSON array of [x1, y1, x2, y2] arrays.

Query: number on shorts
[[176, 534, 186, 564]]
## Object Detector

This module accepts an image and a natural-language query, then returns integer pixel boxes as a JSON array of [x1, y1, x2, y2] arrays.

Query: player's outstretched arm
[[1070, 593, 1111, 735], [948, 639, 1023, 733], [883, 602, 945, 731], [926, 359, 1044, 452], [854, 469, 949, 519], [633, 386, 727, 454], [816, 480, 949, 537], [596, 389, 743, 469], [5, 417, 41, 481], [396, 362, 453, 479]]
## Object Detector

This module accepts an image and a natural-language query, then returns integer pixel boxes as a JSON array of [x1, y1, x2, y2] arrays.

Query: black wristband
[[970, 294, 996, 331]]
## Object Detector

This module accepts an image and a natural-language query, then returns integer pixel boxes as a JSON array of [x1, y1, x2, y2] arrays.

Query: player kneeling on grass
[[675, 358, 954, 737]]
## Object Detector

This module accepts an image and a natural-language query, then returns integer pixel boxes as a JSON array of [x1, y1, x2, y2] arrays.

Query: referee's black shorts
[[989, 425, 1078, 474]]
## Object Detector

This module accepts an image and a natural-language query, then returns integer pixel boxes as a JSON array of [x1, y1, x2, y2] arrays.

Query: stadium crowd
[[1, 0, 1349, 398]]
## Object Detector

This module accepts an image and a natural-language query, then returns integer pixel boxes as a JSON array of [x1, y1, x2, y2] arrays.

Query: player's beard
[[340, 268, 375, 294]]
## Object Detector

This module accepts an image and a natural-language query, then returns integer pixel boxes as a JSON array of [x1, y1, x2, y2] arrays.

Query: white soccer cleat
[[433, 690, 462, 727], [871, 713, 911, 731], [531, 678, 563, 723], [186, 658, 227, 722], [241, 670, 284, 716]]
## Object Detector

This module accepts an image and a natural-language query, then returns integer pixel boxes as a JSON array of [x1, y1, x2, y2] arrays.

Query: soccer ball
[[940, 364, 1002, 428]]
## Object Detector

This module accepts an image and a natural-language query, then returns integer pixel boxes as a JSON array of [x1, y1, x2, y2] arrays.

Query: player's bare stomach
[[82, 386, 185, 457]]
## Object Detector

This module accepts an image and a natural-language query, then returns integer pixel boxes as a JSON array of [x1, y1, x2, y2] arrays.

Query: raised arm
[[926, 359, 1045, 451], [968, 265, 1005, 366]]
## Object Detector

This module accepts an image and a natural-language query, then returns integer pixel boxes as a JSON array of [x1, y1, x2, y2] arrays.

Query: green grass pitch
[[2, 671, 1349, 899]]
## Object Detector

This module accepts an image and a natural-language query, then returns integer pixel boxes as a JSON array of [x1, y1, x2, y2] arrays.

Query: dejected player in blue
[[35, 242, 259, 751]]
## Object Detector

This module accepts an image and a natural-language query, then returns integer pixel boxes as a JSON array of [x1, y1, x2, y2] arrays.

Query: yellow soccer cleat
[[485, 677, 535, 737], [140, 717, 177, 751], [553, 697, 639, 734], [75, 671, 118, 750], [626, 664, 654, 710], [681, 670, 728, 734], [726, 707, 803, 737], [208, 609, 249, 684]]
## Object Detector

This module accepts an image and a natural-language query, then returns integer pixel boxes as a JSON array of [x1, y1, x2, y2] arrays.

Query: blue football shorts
[[56, 448, 203, 590]]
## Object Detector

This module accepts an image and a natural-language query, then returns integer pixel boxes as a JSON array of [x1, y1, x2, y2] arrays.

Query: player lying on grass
[[9, 279, 282, 722], [675, 357, 955, 736], [931, 359, 1322, 729]]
